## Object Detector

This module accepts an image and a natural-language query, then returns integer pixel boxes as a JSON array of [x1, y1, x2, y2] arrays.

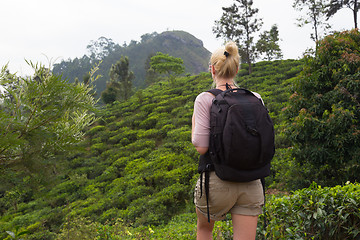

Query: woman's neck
[[215, 78, 235, 90]]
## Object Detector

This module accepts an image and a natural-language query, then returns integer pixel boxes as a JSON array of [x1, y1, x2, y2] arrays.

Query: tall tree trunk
[[314, 18, 319, 52], [247, 59, 253, 74], [354, 1, 358, 28]]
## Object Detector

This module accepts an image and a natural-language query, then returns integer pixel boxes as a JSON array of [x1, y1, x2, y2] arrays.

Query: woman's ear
[[211, 65, 216, 75]]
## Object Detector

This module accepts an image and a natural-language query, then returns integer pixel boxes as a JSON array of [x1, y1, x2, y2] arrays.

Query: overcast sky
[[0, 0, 354, 76]]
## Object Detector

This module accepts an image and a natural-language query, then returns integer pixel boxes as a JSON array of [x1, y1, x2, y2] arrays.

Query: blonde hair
[[210, 41, 240, 79]]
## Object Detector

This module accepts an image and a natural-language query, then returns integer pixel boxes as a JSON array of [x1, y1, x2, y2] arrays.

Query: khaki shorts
[[194, 172, 264, 221]]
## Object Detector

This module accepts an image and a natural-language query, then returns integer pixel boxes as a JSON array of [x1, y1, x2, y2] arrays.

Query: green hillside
[[52, 30, 211, 93], [1, 59, 303, 239], [1, 48, 359, 239]]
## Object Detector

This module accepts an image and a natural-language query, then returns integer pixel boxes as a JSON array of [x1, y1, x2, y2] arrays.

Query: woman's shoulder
[[251, 91, 265, 105], [195, 91, 214, 103], [251, 91, 262, 99], [195, 89, 263, 104]]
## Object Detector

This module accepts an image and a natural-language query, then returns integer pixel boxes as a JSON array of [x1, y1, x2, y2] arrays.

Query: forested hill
[[52, 30, 211, 93]]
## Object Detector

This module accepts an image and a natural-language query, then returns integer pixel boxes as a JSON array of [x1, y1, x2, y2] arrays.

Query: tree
[[102, 56, 134, 103], [52, 55, 93, 84], [0, 61, 98, 187], [293, 0, 332, 49], [140, 32, 158, 43], [284, 29, 360, 187], [83, 72, 91, 85], [213, 0, 263, 74], [256, 25, 283, 61], [149, 52, 185, 81], [326, 0, 359, 28], [101, 81, 120, 104], [86, 36, 120, 62], [144, 53, 158, 86]]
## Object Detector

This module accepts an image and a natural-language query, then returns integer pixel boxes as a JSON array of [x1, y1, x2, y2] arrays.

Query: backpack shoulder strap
[[222, 88, 265, 106], [207, 88, 223, 96], [223, 88, 255, 97]]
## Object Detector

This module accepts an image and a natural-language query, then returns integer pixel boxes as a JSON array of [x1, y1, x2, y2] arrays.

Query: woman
[[191, 41, 264, 240]]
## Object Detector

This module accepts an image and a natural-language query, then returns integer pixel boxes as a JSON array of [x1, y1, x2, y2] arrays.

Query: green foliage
[[11, 53, 360, 240], [87, 125, 106, 136], [56, 216, 98, 240], [258, 182, 360, 239], [256, 25, 283, 61], [100, 81, 120, 104], [101, 56, 134, 104], [237, 59, 303, 127], [148, 52, 185, 83], [1, 59, 306, 239], [0, 62, 98, 193], [284, 29, 360, 187], [5, 226, 29, 240], [20, 183, 356, 239]]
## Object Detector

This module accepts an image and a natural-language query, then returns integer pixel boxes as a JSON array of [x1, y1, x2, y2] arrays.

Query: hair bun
[[225, 41, 238, 56], [209, 40, 240, 79]]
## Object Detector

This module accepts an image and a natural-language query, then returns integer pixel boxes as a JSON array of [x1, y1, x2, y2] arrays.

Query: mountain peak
[[160, 30, 204, 48], [53, 30, 211, 92]]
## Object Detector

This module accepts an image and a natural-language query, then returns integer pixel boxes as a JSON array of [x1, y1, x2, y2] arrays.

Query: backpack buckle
[[246, 126, 259, 136]]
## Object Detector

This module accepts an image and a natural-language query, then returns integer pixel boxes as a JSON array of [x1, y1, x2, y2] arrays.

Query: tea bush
[[0, 60, 306, 239], [42, 183, 360, 239], [257, 182, 360, 239]]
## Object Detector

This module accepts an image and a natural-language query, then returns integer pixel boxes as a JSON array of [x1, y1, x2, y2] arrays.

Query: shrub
[[284, 30, 360, 187], [166, 127, 191, 142], [258, 182, 360, 239], [86, 125, 105, 136], [90, 142, 107, 154], [56, 217, 98, 240]]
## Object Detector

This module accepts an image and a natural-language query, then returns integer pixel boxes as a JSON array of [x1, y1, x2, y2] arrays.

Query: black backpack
[[197, 87, 275, 221]]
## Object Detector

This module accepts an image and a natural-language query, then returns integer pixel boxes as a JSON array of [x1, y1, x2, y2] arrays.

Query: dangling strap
[[199, 172, 203, 198], [205, 169, 210, 222], [261, 177, 267, 236], [199, 164, 213, 223]]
